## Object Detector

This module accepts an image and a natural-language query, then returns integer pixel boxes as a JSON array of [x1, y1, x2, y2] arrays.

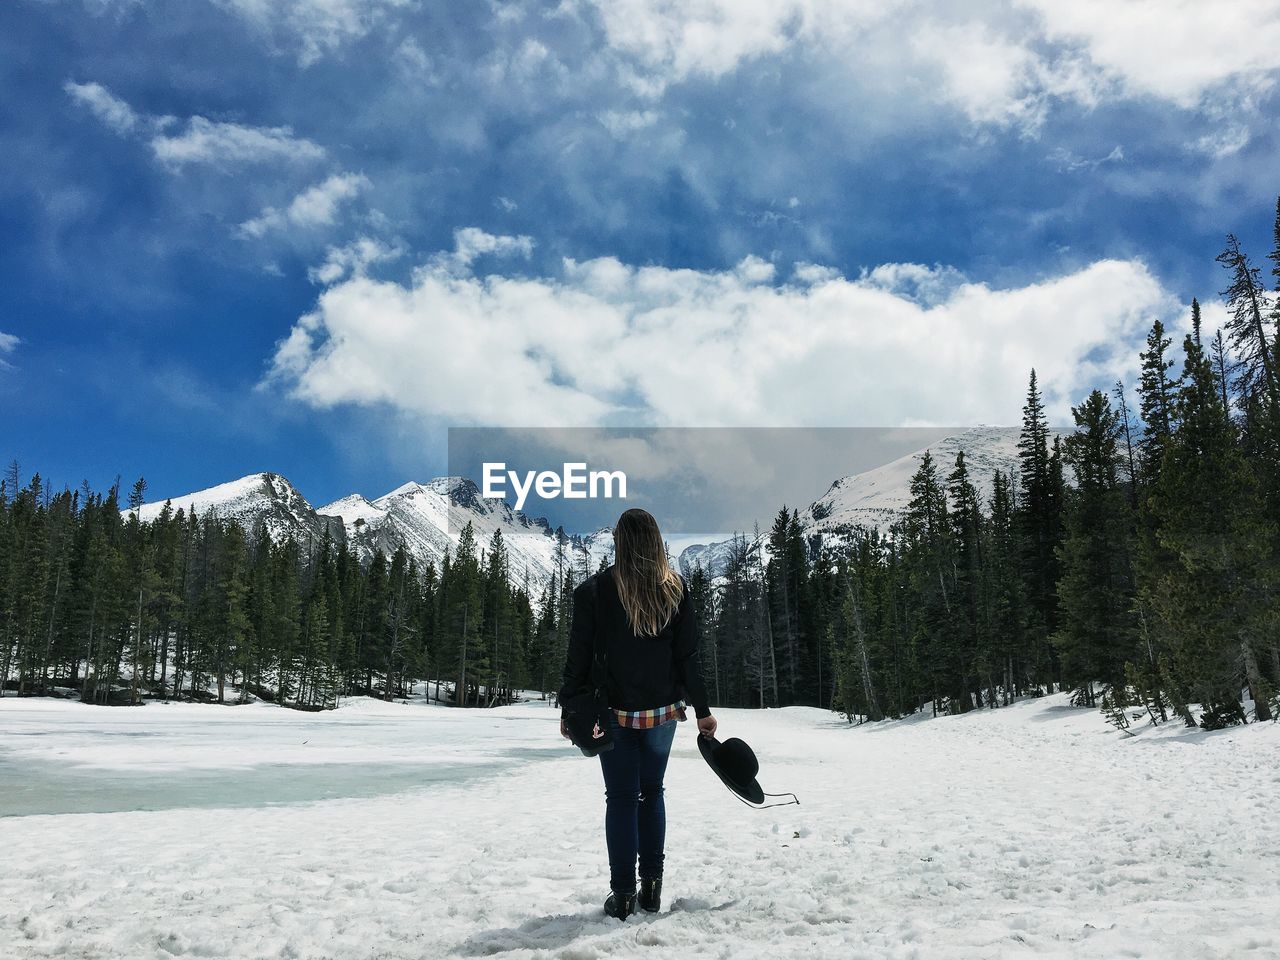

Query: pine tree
[[718, 533, 772, 707], [1145, 330, 1277, 726], [903, 450, 960, 713], [215, 525, 250, 705], [1210, 329, 1233, 417], [127, 477, 147, 513], [1113, 380, 1139, 506], [271, 537, 302, 704], [985, 470, 1026, 702], [948, 451, 988, 708], [1053, 390, 1136, 707], [685, 563, 718, 706], [447, 523, 484, 706], [1137, 318, 1178, 483], [1217, 235, 1279, 413], [766, 507, 806, 703], [1017, 370, 1061, 690], [482, 528, 514, 706], [529, 582, 557, 699], [832, 559, 882, 722]]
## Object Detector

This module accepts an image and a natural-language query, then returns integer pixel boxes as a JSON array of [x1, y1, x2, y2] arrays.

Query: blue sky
[[3, 0, 1279, 508]]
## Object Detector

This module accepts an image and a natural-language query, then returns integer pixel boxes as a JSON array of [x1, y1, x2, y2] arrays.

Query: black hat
[[698, 735, 766, 805]]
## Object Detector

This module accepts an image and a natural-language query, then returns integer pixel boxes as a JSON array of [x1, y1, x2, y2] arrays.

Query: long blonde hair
[[612, 508, 683, 636]]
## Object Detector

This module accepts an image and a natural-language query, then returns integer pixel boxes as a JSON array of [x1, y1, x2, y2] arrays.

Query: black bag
[[562, 576, 614, 757]]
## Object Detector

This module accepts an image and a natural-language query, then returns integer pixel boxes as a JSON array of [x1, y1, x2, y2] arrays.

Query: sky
[[3, 0, 1280, 509]]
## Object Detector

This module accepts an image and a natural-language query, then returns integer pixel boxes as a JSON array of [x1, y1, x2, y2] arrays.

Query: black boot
[[638, 877, 662, 913], [604, 890, 637, 921]]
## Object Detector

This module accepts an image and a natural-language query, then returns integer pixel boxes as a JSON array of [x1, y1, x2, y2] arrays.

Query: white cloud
[[63, 81, 140, 133], [859, 263, 967, 307], [309, 236, 404, 284], [908, 22, 1109, 130], [792, 262, 840, 284], [427, 227, 535, 274], [1020, 0, 1280, 107], [0, 331, 18, 370], [395, 36, 441, 84], [1193, 126, 1252, 160], [910, 22, 1046, 129], [240, 172, 369, 237], [152, 116, 325, 169], [598, 109, 661, 138], [215, 0, 412, 66], [1047, 144, 1125, 172], [587, 0, 887, 83], [66, 80, 326, 169], [267, 233, 1182, 428], [583, 0, 1280, 131]]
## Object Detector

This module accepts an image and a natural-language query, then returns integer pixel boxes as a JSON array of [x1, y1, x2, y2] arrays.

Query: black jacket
[[559, 566, 711, 719]]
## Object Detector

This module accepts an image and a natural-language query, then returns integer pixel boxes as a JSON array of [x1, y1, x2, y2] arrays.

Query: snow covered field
[[2, 695, 1278, 960]]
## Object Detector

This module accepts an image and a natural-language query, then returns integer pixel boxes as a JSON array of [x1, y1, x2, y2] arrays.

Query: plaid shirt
[[614, 700, 687, 729]]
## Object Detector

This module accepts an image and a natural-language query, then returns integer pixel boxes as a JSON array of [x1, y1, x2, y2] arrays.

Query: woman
[[559, 508, 717, 921]]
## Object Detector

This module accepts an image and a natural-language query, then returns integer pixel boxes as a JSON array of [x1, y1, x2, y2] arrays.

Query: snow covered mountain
[[129, 427, 1020, 589], [130, 472, 614, 593], [674, 538, 745, 581], [319, 478, 615, 588], [130, 473, 346, 548], [677, 426, 1023, 578], [803, 425, 1022, 537]]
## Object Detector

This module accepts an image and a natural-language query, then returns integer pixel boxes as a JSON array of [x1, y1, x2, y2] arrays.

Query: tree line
[[3, 200, 1277, 727], [0, 467, 599, 708], [687, 200, 1280, 730]]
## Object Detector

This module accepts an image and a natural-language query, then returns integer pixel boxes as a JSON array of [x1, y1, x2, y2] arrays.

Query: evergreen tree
[[446, 523, 484, 706], [1145, 330, 1277, 726], [1053, 390, 1136, 706], [1137, 317, 1178, 483], [482, 529, 515, 705], [947, 451, 988, 708], [685, 563, 719, 706], [766, 507, 807, 703], [1217, 234, 1279, 412], [1017, 370, 1063, 688], [903, 450, 959, 713], [985, 470, 1027, 702]]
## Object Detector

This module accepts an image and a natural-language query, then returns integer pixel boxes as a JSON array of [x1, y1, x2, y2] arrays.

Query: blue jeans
[[597, 713, 677, 893]]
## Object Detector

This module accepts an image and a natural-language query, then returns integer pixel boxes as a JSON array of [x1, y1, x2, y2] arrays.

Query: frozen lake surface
[[2, 693, 1278, 959], [0, 698, 559, 816]]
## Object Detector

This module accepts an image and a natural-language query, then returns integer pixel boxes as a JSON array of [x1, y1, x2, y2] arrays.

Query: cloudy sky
[[3, 0, 1279, 506]]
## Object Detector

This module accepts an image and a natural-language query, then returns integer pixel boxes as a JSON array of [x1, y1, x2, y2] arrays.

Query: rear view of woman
[[559, 508, 717, 920]]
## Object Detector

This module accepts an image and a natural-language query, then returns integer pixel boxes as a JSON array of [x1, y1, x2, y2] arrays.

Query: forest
[[2, 199, 1278, 729], [716, 203, 1278, 730]]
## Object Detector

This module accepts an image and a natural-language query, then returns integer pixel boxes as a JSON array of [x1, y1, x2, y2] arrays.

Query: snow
[[128, 472, 343, 547], [3, 694, 1278, 959], [807, 424, 1022, 534], [328, 478, 612, 588], [130, 473, 272, 524], [677, 426, 1024, 578], [317, 493, 386, 527], [129, 430, 1020, 592], [139, 472, 612, 593]]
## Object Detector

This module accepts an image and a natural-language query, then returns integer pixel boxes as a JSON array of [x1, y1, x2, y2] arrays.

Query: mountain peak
[[318, 492, 385, 527], [678, 427, 1022, 579], [129, 471, 344, 546], [425, 476, 480, 496]]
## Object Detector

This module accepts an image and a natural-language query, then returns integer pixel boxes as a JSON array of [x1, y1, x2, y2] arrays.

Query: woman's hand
[[697, 714, 717, 739], [560, 719, 571, 740]]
